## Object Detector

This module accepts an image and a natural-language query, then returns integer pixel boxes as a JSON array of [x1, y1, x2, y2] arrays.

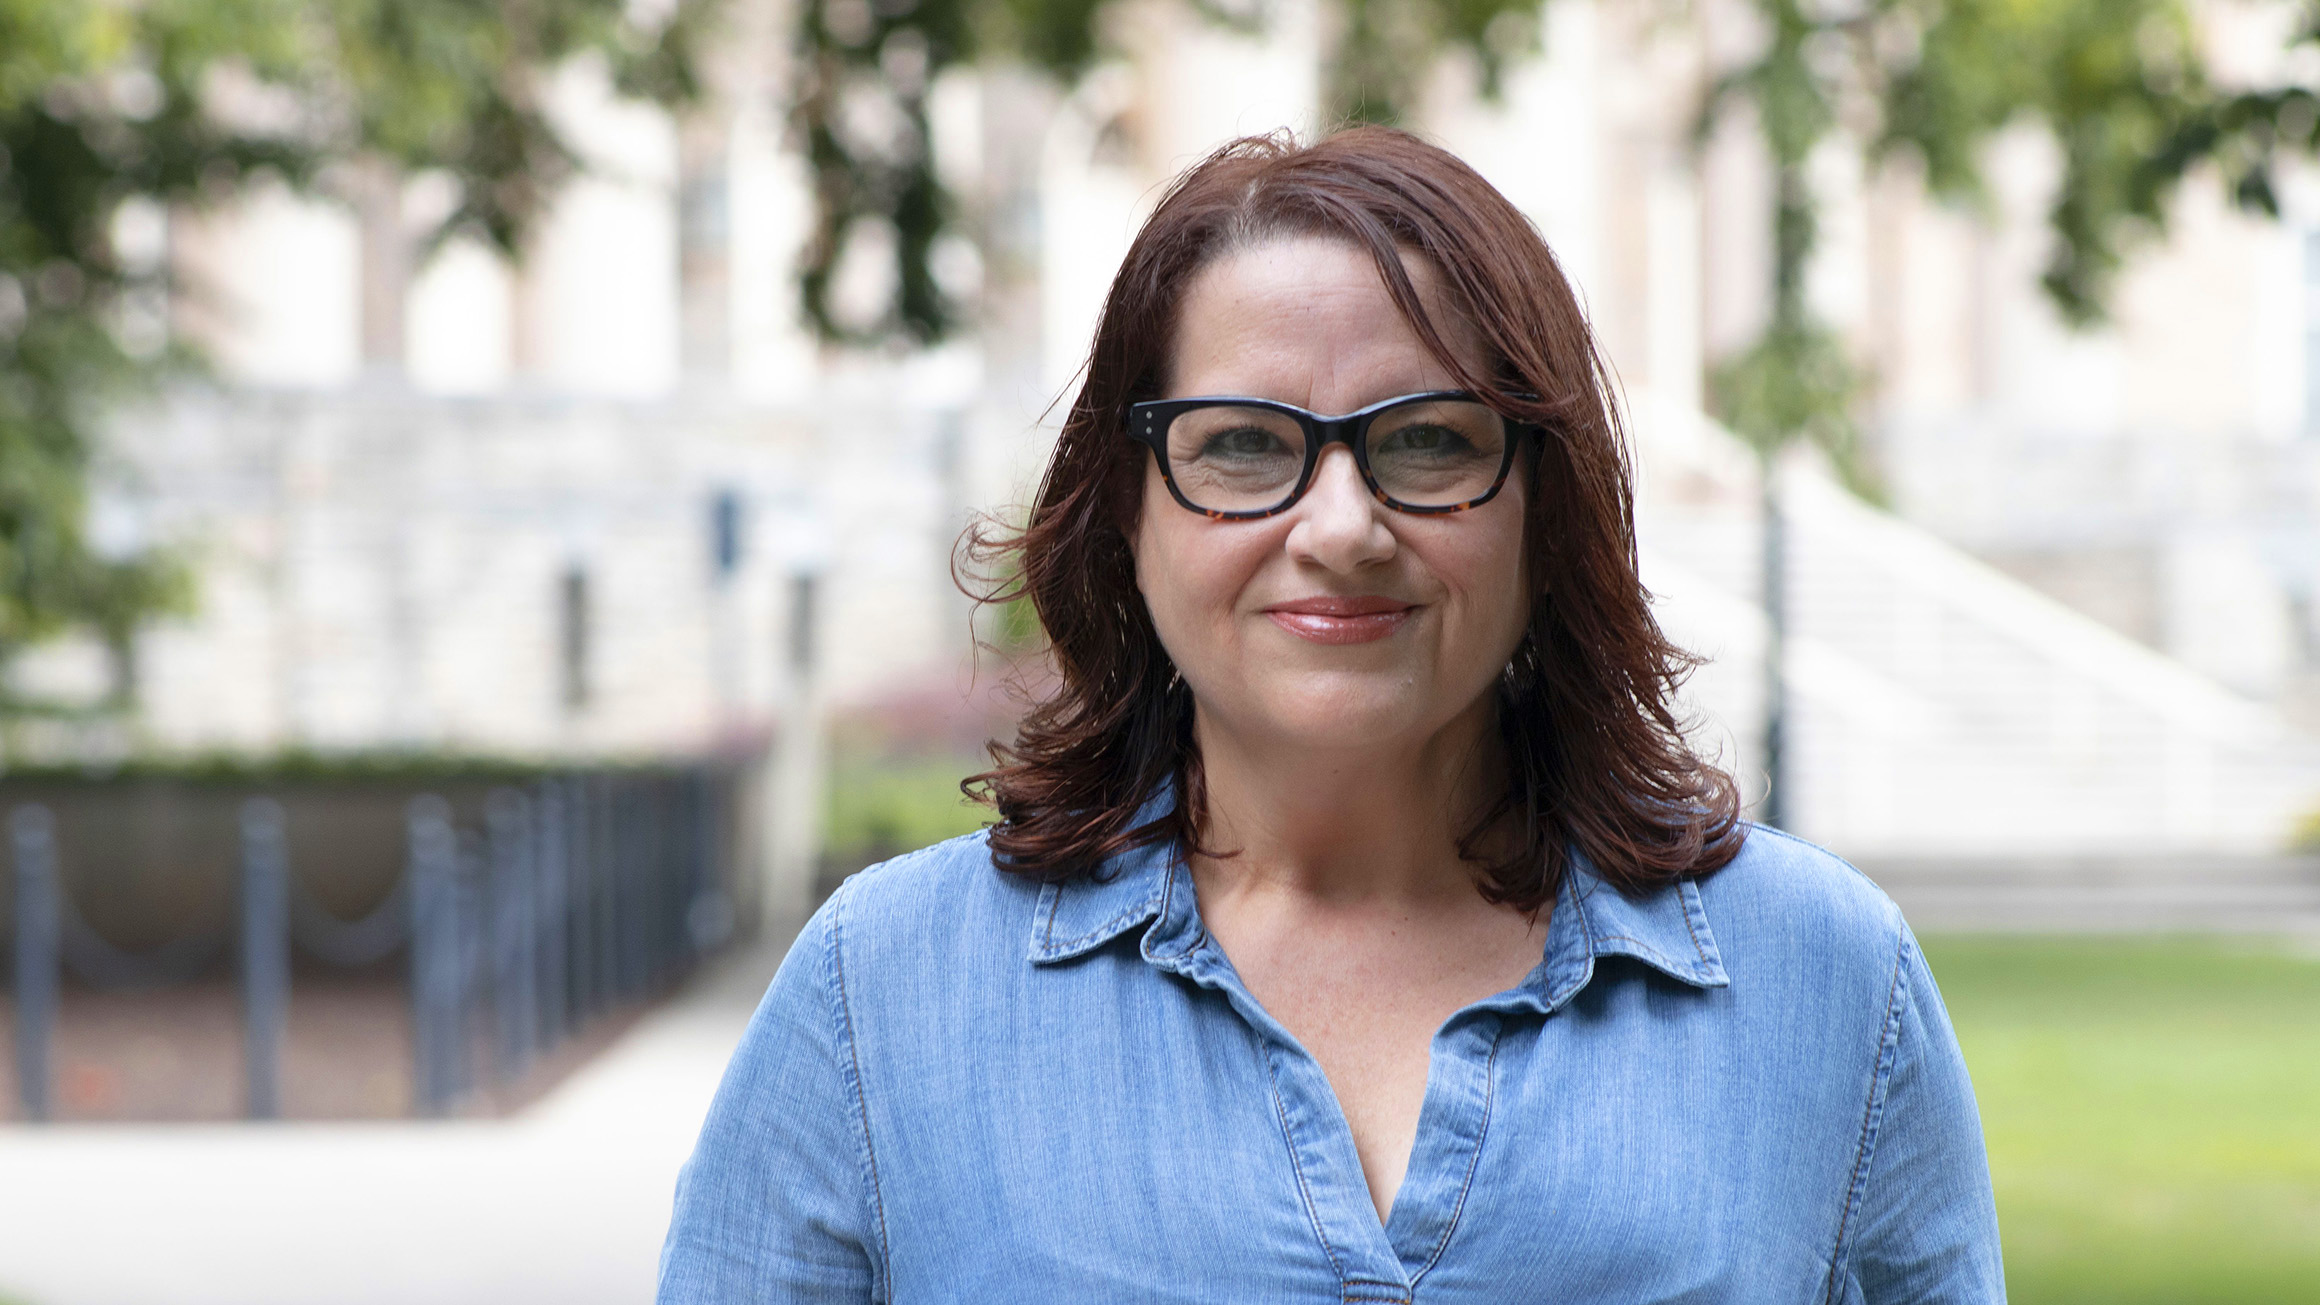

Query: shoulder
[[1700, 823, 1903, 930], [813, 829, 1044, 986], [1693, 823, 1910, 986], [829, 828, 1039, 921]]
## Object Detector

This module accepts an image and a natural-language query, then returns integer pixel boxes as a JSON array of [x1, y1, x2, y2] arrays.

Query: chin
[[1238, 673, 1446, 751]]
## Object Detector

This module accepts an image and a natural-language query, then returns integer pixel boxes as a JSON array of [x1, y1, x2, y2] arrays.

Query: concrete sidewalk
[[0, 930, 790, 1305]]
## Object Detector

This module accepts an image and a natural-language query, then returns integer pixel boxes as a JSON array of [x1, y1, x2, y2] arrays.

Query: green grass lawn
[[1923, 935, 2320, 1304]]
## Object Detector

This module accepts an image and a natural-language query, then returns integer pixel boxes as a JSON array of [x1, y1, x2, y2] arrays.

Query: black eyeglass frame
[[1125, 389, 1539, 520]]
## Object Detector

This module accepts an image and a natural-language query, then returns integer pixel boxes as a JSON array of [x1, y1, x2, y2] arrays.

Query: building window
[[559, 564, 590, 712], [711, 489, 743, 582]]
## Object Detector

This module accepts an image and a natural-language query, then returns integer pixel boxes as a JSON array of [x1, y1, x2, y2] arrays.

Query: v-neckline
[[1145, 857, 1552, 1297]]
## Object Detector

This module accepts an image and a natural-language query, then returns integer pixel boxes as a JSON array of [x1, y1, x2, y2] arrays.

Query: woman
[[660, 127, 2002, 1303]]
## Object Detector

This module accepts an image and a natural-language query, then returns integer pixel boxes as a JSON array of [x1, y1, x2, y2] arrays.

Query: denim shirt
[[659, 819, 2003, 1304]]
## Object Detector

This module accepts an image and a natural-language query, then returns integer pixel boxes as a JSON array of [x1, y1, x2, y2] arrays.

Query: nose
[[1285, 446, 1396, 572]]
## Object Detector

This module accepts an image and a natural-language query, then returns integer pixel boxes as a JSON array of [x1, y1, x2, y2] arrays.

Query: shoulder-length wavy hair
[[966, 125, 1743, 910]]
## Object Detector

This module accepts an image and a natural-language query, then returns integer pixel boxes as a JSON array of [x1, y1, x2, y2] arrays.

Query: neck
[[1189, 693, 1507, 905]]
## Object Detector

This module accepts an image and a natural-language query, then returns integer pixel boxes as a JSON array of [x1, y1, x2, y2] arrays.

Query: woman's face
[[1131, 237, 1532, 759]]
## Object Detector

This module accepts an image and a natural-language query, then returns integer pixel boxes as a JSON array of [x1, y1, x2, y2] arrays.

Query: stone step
[[1852, 856, 2320, 933]]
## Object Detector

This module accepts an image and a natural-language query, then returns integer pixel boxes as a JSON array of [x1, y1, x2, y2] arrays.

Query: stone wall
[[23, 385, 978, 760]]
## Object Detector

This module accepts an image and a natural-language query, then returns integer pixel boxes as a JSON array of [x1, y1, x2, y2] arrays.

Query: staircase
[[1627, 394, 2320, 868]]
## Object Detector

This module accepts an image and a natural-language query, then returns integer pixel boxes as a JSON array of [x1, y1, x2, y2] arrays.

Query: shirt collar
[[1024, 837, 1182, 964], [1025, 786, 1186, 965], [1024, 787, 1730, 998], [1532, 850, 1729, 1008]]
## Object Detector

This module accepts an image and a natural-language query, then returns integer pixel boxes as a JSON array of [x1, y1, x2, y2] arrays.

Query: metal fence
[[6, 765, 744, 1120]]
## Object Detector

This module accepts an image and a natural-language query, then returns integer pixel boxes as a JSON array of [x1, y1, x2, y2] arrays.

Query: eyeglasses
[[1126, 390, 1534, 519]]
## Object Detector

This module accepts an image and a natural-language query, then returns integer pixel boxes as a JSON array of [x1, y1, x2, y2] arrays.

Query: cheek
[[1133, 472, 1272, 660], [1428, 505, 1532, 654]]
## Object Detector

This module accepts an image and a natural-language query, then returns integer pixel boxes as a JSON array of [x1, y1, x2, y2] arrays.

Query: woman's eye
[[1377, 424, 1470, 456], [1204, 427, 1285, 458]]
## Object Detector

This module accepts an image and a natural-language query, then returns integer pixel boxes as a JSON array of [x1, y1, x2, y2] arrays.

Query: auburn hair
[[965, 126, 1743, 910]]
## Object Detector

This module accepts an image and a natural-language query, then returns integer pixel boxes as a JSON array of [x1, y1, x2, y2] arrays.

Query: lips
[[1261, 595, 1417, 645]]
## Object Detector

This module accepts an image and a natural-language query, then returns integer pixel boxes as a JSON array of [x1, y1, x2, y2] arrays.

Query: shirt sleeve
[[1844, 926, 2007, 1304], [658, 888, 884, 1304]]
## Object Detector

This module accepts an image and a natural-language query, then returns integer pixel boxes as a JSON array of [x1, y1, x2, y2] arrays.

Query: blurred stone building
[[28, 0, 2320, 859]]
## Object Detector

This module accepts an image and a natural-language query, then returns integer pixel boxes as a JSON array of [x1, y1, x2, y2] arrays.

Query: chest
[[1233, 952, 1493, 1221], [1211, 912, 1547, 1214], [849, 952, 1870, 1305]]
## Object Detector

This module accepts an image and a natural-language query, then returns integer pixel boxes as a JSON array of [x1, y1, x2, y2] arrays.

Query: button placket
[[1384, 1014, 1503, 1288], [1144, 854, 1523, 1303], [1259, 1036, 1414, 1299]]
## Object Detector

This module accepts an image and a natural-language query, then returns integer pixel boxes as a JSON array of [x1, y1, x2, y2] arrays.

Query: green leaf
[[0, 0, 707, 719]]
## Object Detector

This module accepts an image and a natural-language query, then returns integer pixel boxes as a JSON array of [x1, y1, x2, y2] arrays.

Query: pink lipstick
[[1262, 595, 1416, 645]]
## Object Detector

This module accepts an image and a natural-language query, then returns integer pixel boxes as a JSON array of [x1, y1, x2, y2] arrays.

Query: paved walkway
[[0, 929, 791, 1305]]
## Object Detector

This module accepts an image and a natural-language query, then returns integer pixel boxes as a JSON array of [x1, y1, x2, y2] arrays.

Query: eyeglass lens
[[1163, 398, 1509, 512]]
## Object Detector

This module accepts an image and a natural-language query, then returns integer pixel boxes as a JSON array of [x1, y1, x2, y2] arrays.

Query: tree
[[0, 0, 707, 718], [793, 0, 2320, 826], [788, 0, 1541, 345], [1, 0, 306, 713], [1699, 0, 2218, 824]]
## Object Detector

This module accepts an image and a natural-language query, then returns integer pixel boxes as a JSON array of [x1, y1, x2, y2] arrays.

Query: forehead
[[1165, 236, 1486, 406]]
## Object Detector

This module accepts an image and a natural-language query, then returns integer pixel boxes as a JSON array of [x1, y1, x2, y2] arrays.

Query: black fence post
[[453, 828, 486, 1096], [653, 776, 674, 986], [672, 774, 697, 972], [239, 798, 290, 1120], [711, 767, 736, 944], [622, 779, 650, 998], [675, 773, 703, 966], [565, 775, 596, 1028], [407, 795, 460, 1116], [602, 776, 629, 1004], [645, 777, 670, 988], [685, 766, 732, 957], [486, 788, 536, 1084], [10, 806, 58, 1122], [533, 778, 569, 1052]]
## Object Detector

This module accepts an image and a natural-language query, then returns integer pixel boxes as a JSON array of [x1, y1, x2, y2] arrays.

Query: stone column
[[353, 158, 409, 378], [679, 114, 735, 384]]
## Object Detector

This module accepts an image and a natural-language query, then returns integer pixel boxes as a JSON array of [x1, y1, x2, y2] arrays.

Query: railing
[[6, 764, 745, 1120]]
